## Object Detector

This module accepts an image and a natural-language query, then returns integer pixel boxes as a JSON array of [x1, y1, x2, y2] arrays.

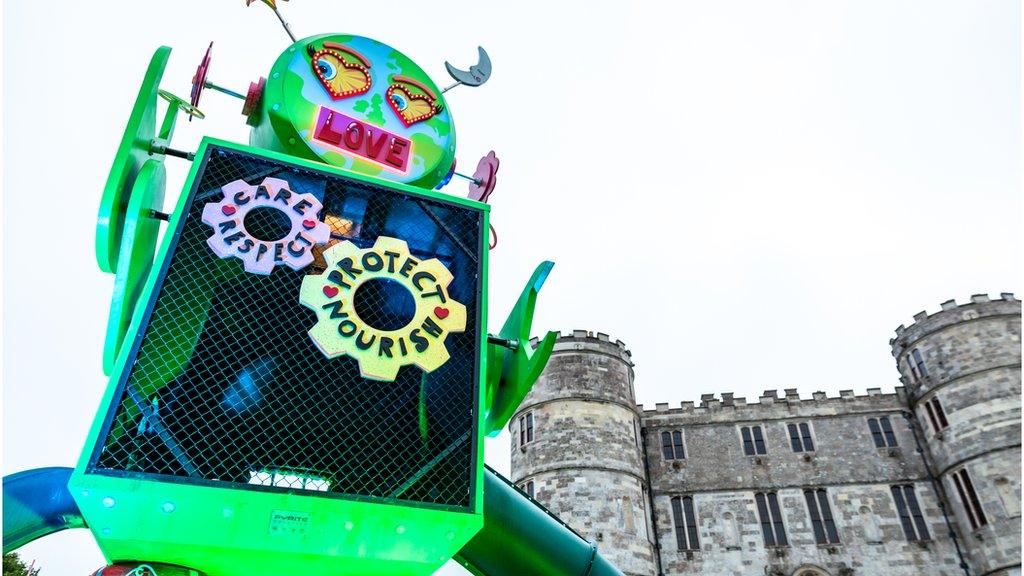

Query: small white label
[[269, 510, 310, 535]]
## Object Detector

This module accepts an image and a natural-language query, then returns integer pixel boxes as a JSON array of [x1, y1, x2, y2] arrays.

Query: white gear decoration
[[201, 177, 331, 274]]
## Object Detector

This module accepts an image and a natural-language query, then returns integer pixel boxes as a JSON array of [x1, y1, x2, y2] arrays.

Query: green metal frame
[[72, 137, 489, 576], [95, 46, 170, 274], [102, 159, 166, 375]]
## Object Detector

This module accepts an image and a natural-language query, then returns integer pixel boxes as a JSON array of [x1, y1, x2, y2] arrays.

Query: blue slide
[[3, 467, 85, 553]]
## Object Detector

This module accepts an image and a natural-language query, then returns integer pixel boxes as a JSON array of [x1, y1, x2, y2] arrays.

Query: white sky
[[3, 1, 1020, 574]]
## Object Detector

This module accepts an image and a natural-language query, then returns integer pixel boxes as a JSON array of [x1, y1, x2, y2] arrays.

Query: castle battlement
[[637, 387, 909, 424], [890, 292, 1018, 356], [529, 330, 634, 364]]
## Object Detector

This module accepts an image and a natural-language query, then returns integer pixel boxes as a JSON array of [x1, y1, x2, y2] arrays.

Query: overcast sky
[[4, 1, 1020, 574]]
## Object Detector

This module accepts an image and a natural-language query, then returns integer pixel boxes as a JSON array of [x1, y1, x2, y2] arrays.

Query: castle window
[[670, 496, 700, 551], [891, 484, 930, 541], [803, 488, 840, 544], [754, 492, 787, 547], [907, 357, 921, 382], [741, 425, 767, 455], [519, 480, 534, 498], [868, 416, 898, 447], [923, 397, 949, 433], [788, 422, 814, 452], [661, 430, 685, 460], [951, 468, 988, 530], [911, 348, 929, 378], [519, 412, 535, 446]]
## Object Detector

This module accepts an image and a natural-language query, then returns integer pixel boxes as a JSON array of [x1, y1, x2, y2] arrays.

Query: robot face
[[258, 34, 455, 189]]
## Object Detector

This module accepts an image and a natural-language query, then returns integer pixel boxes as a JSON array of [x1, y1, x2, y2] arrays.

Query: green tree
[[3, 553, 41, 575]]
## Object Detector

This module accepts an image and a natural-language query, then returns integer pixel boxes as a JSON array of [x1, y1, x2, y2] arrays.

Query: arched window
[[670, 496, 700, 551], [867, 416, 898, 447], [741, 425, 767, 455], [952, 468, 988, 530], [787, 422, 814, 452], [518, 480, 534, 498], [661, 430, 685, 460], [754, 492, 787, 547], [803, 488, 839, 544], [922, 397, 949, 433], [891, 484, 930, 541], [518, 412, 535, 446]]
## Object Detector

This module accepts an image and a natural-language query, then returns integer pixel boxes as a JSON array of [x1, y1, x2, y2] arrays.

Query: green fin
[[484, 261, 557, 436]]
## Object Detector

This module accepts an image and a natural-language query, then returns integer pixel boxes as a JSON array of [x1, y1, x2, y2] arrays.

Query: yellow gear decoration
[[299, 236, 467, 381]]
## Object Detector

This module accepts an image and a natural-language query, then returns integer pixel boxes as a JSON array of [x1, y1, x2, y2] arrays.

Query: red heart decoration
[[434, 306, 449, 319], [323, 286, 339, 298], [221, 205, 237, 216], [303, 219, 317, 230]]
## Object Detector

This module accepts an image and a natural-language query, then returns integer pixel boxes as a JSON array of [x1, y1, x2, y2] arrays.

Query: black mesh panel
[[90, 145, 483, 511]]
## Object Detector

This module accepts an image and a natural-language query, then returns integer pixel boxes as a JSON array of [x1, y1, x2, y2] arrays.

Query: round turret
[[890, 293, 1021, 576], [509, 331, 655, 576]]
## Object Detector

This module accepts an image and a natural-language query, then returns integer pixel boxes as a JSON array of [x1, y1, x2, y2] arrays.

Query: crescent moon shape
[[474, 46, 492, 78], [445, 46, 492, 87]]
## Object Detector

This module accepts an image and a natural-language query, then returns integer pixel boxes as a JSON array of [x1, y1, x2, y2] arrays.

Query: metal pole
[[453, 172, 483, 186], [204, 81, 246, 100], [640, 427, 666, 576], [272, 7, 297, 42], [441, 81, 462, 94]]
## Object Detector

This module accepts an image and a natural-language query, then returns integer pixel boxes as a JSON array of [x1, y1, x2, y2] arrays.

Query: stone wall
[[642, 389, 963, 575], [891, 295, 1022, 576], [510, 331, 654, 576], [642, 389, 927, 493], [651, 482, 963, 576], [511, 294, 1020, 576]]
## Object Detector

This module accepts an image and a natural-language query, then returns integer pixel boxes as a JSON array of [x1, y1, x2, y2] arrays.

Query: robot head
[[250, 34, 456, 189]]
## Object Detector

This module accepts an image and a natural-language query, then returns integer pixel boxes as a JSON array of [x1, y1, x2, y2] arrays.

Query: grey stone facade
[[510, 295, 1021, 576]]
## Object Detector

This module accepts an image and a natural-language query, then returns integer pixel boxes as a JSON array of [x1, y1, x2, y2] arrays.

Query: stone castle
[[509, 294, 1021, 576]]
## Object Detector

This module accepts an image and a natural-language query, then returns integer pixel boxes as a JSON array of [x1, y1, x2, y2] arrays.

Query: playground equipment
[[3, 3, 623, 576]]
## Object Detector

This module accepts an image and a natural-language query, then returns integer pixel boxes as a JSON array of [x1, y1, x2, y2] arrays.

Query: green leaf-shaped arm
[[483, 261, 557, 436]]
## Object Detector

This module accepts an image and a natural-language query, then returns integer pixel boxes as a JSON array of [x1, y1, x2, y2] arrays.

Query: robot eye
[[309, 46, 372, 100], [386, 76, 441, 127], [316, 57, 337, 80], [389, 93, 408, 111]]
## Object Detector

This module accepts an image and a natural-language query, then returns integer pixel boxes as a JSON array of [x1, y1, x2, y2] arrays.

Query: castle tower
[[509, 331, 656, 576], [890, 294, 1021, 576]]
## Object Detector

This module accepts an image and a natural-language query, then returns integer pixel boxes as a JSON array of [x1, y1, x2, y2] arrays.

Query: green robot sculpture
[[4, 3, 624, 576]]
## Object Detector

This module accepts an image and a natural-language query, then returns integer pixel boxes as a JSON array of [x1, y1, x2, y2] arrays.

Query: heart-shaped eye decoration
[[309, 43, 372, 100], [386, 75, 441, 127]]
